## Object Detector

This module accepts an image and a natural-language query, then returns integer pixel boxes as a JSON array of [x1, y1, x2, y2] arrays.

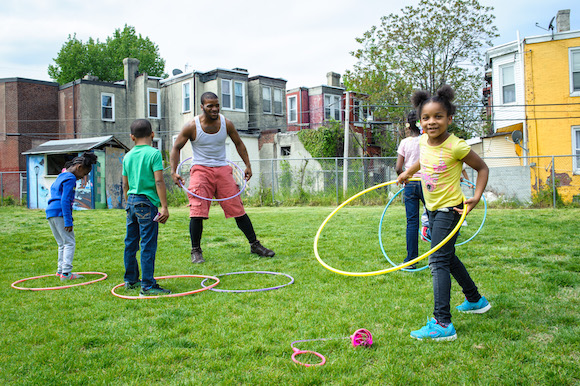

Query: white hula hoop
[[177, 157, 247, 202]]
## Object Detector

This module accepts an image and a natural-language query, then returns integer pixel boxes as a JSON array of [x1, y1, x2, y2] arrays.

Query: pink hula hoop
[[110, 274, 220, 299], [11, 272, 108, 291], [177, 157, 247, 202], [291, 348, 326, 367]]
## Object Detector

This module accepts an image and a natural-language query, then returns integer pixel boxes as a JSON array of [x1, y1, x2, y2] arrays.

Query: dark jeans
[[428, 205, 480, 324], [403, 181, 425, 262], [124, 194, 159, 288]]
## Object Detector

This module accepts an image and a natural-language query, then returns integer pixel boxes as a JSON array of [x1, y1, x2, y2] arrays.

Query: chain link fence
[[0, 171, 27, 205]]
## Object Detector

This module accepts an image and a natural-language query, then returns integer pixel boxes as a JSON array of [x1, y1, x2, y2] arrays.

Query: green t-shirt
[[122, 145, 164, 207]]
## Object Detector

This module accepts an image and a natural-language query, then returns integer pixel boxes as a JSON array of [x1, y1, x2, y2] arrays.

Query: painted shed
[[23, 136, 129, 210]]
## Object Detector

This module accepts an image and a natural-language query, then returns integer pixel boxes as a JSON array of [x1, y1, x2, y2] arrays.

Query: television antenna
[[535, 16, 555, 39], [505, 130, 528, 151]]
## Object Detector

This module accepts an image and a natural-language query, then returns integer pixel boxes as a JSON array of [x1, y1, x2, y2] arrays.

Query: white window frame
[[281, 146, 291, 156], [288, 95, 297, 123], [262, 86, 272, 114], [148, 88, 160, 119], [152, 137, 162, 151], [500, 64, 516, 104], [273, 88, 283, 115], [573, 126, 580, 174], [233, 81, 245, 111], [324, 94, 341, 121], [101, 93, 115, 122], [182, 82, 191, 113], [221, 79, 232, 109], [569, 47, 580, 97]]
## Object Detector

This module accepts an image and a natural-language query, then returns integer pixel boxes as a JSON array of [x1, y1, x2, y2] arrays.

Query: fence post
[[271, 159, 275, 205], [551, 155, 556, 208], [0, 172, 3, 206], [335, 158, 339, 205]]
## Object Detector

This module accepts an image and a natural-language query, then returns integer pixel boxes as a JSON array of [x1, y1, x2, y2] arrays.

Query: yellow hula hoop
[[313, 179, 467, 277]]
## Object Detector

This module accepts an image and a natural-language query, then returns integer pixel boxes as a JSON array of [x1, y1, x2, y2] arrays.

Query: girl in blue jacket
[[46, 152, 97, 280]]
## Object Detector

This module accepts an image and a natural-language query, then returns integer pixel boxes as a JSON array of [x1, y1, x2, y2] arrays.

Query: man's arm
[[226, 119, 252, 180], [122, 175, 129, 202], [154, 170, 169, 224], [170, 120, 196, 186]]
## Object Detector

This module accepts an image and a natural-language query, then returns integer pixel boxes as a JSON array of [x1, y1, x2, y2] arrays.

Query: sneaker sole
[[457, 304, 491, 314], [411, 333, 457, 342]]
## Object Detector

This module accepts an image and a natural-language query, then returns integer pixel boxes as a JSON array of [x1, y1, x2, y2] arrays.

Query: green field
[[1, 205, 579, 385]]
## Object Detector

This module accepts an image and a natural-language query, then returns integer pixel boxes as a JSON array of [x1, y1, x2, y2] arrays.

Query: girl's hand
[[397, 171, 410, 185], [453, 197, 480, 216]]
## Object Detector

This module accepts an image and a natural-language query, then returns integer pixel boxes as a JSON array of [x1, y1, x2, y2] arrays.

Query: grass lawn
[[0, 204, 579, 385]]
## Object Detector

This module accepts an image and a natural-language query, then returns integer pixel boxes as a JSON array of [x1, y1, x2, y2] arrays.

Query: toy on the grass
[[200, 271, 294, 293], [378, 180, 487, 272], [11, 272, 108, 291], [418, 179, 488, 246], [177, 157, 247, 201], [314, 179, 466, 277], [291, 328, 373, 367], [110, 274, 220, 299]]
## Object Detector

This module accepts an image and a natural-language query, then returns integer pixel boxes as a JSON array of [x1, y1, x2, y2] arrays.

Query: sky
[[0, 0, 578, 89]]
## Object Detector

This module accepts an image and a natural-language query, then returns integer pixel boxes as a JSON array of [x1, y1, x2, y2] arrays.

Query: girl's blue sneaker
[[456, 296, 491, 313], [410, 318, 457, 341]]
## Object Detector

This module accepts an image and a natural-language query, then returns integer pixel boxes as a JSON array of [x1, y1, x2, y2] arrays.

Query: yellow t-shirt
[[419, 133, 470, 211]]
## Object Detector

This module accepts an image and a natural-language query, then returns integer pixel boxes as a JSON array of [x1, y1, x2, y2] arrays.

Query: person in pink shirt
[[395, 110, 424, 269]]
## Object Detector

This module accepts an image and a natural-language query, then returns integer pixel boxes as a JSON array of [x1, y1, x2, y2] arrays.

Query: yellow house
[[485, 9, 580, 203]]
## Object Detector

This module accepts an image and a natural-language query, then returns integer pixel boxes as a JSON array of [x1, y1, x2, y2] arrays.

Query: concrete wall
[[248, 76, 287, 133]]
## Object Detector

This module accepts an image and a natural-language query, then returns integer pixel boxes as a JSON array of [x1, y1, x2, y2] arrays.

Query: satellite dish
[[511, 130, 523, 144], [548, 16, 555, 31], [172, 69, 183, 76]]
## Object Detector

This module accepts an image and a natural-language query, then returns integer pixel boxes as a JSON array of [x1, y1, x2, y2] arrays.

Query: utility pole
[[343, 92, 350, 195]]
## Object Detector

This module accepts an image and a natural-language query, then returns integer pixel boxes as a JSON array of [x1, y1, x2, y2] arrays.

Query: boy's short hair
[[130, 119, 152, 138], [201, 92, 219, 105]]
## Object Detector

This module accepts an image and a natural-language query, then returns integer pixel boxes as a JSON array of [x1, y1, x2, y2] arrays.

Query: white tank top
[[190, 114, 228, 167]]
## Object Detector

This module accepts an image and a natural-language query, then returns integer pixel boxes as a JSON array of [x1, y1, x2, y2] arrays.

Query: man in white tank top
[[170, 92, 275, 263]]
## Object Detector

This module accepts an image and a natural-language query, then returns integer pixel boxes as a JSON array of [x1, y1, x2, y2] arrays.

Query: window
[[281, 146, 291, 156], [234, 81, 244, 110], [273, 88, 283, 115], [500, 64, 515, 104], [288, 96, 297, 123], [221, 79, 245, 111], [148, 88, 160, 119], [573, 126, 580, 173], [263, 86, 272, 113], [324, 94, 341, 121], [46, 153, 75, 176], [569, 48, 580, 96], [152, 137, 162, 151], [182, 82, 191, 113], [101, 93, 115, 121], [222, 79, 231, 109]]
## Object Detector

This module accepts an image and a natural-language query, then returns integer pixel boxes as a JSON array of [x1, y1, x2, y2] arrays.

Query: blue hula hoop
[[378, 180, 487, 272]]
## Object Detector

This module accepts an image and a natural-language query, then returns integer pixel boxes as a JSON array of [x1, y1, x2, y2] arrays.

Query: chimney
[[326, 72, 341, 87], [123, 58, 140, 90], [556, 9, 570, 33]]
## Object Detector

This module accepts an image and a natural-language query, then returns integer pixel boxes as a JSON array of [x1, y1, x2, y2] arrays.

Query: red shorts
[[188, 164, 246, 219]]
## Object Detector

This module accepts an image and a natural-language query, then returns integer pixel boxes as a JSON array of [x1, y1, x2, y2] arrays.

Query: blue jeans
[[428, 205, 480, 324], [403, 181, 425, 262], [124, 194, 159, 288]]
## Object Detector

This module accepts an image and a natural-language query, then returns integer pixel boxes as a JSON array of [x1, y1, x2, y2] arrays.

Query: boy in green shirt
[[122, 119, 170, 296]]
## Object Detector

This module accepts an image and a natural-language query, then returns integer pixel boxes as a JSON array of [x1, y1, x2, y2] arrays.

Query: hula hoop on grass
[[110, 274, 220, 299], [200, 271, 294, 293], [11, 272, 108, 291], [314, 179, 467, 277], [290, 329, 372, 367], [177, 157, 247, 202], [419, 179, 488, 246]]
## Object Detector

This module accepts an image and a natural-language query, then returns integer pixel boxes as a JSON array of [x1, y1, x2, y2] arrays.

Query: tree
[[344, 0, 498, 138], [48, 25, 166, 84]]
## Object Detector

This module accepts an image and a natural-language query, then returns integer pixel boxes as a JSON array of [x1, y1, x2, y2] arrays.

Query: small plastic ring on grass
[[177, 157, 247, 202], [110, 274, 220, 299], [200, 271, 294, 293], [291, 349, 326, 367], [314, 178, 467, 277], [11, 272, 108, 291]]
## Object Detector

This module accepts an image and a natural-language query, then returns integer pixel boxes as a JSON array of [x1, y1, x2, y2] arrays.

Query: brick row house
[[0, 59, 288, 199]]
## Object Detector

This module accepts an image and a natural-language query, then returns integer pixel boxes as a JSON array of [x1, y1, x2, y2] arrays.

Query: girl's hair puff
[[411, 84, 457, 117], [406, 110, 421, 136]]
